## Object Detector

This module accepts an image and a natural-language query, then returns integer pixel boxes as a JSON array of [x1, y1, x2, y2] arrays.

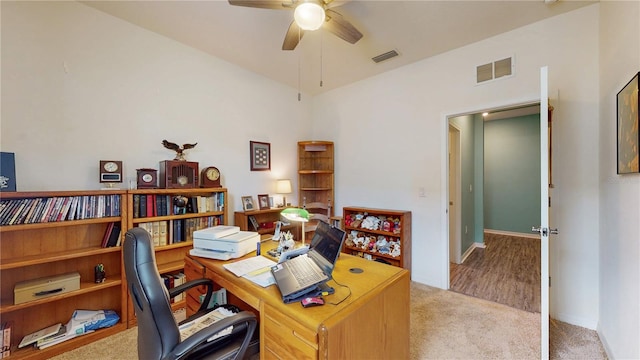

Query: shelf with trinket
[[342, 207, 411, 270]]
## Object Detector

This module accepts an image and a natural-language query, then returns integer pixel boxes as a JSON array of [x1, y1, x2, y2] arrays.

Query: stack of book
[[1, 322, 12, 358]]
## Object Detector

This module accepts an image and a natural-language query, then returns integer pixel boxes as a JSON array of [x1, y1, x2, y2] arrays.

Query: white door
[[534, 66, 554, 359]]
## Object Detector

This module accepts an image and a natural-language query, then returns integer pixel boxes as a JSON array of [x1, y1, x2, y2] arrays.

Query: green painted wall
[[483, 114, 541, 234]]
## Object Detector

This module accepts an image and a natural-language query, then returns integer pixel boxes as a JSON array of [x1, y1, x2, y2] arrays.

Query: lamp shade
[[275, 179, 292, 194], [294, 1, 325, 31], [280, 208, 309, 222]]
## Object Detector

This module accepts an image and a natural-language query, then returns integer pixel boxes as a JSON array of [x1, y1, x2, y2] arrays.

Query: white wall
[[312, 5, 602, 329], [598, 1, 640, 359], [0, 1, 312, 213]]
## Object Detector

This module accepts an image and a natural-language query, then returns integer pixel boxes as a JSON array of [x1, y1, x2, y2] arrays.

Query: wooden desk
[[185, 241, 410, 359]]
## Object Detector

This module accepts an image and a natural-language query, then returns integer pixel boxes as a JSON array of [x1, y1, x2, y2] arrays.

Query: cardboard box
[[14, 272, 80, 305]]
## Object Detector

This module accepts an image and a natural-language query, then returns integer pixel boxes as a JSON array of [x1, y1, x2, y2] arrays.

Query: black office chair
[[123, 227, 258, 360]]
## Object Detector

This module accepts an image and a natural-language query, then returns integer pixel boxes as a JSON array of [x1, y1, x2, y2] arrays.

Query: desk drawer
[[263, 304, 317, 359]]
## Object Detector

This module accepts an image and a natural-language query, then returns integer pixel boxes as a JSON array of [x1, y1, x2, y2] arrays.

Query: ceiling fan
[[228, 0, 363, 50]]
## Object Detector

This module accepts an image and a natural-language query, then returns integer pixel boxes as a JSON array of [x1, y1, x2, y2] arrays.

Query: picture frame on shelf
[[616, 71, 639, 174], [268, 196, 275, 208], [242, 196, 255, 211], [250, 141, 271, 171], [257, 194, 269, 210]]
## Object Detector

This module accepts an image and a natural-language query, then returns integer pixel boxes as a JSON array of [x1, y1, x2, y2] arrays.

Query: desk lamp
[[275, 179, 292, 207], [280, 208, 309, 246]]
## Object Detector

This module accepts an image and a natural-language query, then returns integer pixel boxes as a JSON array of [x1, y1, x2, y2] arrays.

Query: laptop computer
[[271, 221, 346, 302]]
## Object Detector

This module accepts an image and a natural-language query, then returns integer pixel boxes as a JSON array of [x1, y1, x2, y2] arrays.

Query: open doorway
[[447, 102, 542, 313]]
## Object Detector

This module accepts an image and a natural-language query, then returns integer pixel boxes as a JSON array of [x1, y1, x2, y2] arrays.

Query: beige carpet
[[50, 282, 606, 360]]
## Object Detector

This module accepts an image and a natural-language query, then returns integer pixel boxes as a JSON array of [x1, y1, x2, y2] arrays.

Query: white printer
[[190, 225, 259, 260]]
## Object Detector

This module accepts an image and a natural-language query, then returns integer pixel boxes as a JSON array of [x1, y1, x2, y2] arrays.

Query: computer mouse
[[301, 296, 324, 308]]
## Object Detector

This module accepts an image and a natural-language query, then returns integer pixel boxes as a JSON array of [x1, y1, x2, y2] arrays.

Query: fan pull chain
[[320, 31, 323, 87], [298, 26, 302, 101]]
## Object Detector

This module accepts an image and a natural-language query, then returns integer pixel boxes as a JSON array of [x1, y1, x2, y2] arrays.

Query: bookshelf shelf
[[0, 279, 122, 313], [0, 247, 120, 270], [0, 216, 122, 233]]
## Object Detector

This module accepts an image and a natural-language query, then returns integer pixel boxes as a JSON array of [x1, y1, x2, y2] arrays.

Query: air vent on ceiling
[[372, 50, 399, 63], [476, 56, 513, 84]]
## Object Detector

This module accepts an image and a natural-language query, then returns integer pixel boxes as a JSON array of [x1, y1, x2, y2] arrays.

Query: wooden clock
[[201, 166, 221, 188], [99, 160, 123, 183], [136, 168, 158, 189], [159, 160, 198, 189]]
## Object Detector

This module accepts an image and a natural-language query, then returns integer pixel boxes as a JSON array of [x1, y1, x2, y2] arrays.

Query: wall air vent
[[476, 56, 513, 84], [372, 50, 399, 63]]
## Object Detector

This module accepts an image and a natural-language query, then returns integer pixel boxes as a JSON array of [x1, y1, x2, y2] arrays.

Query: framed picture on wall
[[616, 71, 639, 174], [250, 141, 271, 171]]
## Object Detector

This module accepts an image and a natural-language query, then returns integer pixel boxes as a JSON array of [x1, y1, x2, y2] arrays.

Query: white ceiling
[[81, 0, 595, 95]]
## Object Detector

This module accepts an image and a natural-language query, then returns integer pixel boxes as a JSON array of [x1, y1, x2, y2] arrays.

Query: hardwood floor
[[450, 233, 541, 312]]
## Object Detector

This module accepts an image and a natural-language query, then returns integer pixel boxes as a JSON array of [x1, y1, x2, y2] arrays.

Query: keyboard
[[287, 256, 325, 287]]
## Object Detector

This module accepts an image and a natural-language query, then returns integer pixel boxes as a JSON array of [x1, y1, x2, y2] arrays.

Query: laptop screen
[[310, 221, 346, 265]]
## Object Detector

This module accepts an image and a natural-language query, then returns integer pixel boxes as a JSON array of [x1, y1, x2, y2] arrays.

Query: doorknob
[[532, 226, 559, 236]]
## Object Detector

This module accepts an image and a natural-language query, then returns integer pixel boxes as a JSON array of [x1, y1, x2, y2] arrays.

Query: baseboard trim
[[596, 324, 614, 360], [484, 229, 540, 240], [461, 242, 484, 263]]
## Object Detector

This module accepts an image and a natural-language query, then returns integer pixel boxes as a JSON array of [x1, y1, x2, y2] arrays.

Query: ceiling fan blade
[[324, 0, 349, 9], [228, 0, 290, 10], [324, 9, 363, 44], [282, 21, 305, 50]]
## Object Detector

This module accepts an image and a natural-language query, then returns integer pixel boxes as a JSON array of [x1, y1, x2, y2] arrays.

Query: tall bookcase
[[342, 207, 412, 270], [124, 187, 227, 326], [0, 190, 127, 360], [298, 141, 334, 238]]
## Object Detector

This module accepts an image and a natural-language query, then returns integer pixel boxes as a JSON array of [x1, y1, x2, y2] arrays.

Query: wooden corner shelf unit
[[298, 140, 335, 238], [342, 207, 412, 270], [0, 190, 127, 359]]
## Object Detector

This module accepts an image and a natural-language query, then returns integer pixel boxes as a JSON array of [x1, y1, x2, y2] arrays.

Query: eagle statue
[[162, 140, 197, 161]]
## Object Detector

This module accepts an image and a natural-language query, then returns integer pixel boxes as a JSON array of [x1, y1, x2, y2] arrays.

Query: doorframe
[[448, 124, 462, 264], [441, 98, 541, 288]]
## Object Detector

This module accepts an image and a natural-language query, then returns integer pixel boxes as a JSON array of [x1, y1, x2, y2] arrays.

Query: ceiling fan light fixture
[[294, 1, 325, 31]]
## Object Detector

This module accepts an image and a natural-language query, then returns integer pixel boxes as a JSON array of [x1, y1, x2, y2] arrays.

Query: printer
[[190, 225, 259, 260]]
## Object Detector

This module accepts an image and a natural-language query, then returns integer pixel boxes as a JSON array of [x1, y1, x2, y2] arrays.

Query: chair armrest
[[168, 311, 257, 360], [169, 278, 214, 313]]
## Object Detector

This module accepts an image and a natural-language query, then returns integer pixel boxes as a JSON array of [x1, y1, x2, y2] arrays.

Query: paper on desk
[[222, 255, 276, 277], [242, 269, 275, 287]]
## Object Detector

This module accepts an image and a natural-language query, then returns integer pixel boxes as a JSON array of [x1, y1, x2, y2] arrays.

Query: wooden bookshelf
[[0, 190, 127, 359], [124, 188, 228, 327]]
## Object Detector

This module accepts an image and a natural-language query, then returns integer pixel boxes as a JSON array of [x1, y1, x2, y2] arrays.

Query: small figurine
[[162, 140, 198, 161]]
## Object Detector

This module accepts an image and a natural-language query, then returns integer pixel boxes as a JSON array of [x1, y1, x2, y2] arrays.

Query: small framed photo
[[242, 196, 255, 211], [257, 194, 269, 210], [268, 196, 275, 208], [250, 141, 271, 171]]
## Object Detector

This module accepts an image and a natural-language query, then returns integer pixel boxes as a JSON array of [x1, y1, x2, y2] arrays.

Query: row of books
[[137, 216, 222, 246], [162, 272, 186, 303], [100, 222, 122, 248], [132, 193, 224, 219], [0, 195, 121, 226], [0, 322, 11, 358]]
